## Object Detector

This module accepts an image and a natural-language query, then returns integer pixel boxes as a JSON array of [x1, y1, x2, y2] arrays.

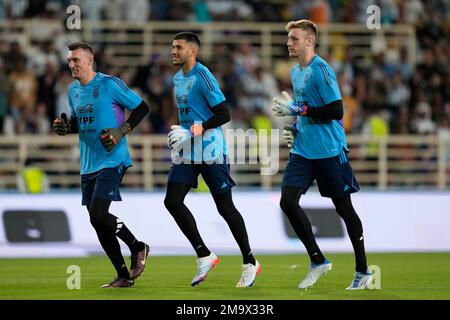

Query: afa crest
[[304, 72, 311, 85], [93, 86, 99, 98], [186, 80, 193, 91]]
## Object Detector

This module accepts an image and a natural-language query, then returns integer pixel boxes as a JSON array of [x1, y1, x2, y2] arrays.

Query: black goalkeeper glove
[[282, 124, 297, 148], [100, 122, 131, 152], [53, 113, 71, 136]]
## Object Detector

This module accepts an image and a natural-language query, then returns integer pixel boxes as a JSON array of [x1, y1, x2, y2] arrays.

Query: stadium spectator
[[400, 0, 424, 24], [54, 69, 72, 118], [396, 107, 411, 134], [386, 71, 411, 130], [9, 56, 38, 114], [16, 159, 50, 194], [3, 41, 27, 74], [3, 0, 28, 19], [35, 103, 50, 134], [16, 107, 37, 134], [411, 101, 437, 134], [395, 47, 413, 81], [361, 108, 390, 159], [29, 40, 60, 77], [0, 58, 13, 133], [437, 115, 450, 163], [226, 106, 250, 130], [192, 0, 211, 22], [309, 0, 331, 25], [234, 42, 261, 76], [207, 1, 252, 21], [289, 1, 312, 21], [339, 72, 361, 133], [37, 62, 57, 125], [380, 0, 399, 24], [79, 0, 108, 21], [240, 65, 278, 114]]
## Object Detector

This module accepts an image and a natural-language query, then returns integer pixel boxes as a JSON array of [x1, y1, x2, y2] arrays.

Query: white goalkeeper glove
[[272, 91, 307, 117], [282, 125, 297, 148], [168, 125, 192, 150]]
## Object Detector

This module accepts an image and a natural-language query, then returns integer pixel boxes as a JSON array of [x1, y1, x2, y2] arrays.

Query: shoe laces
[[304, 268, 318, 283], [196, 258, 211, 275], [305, 263, 325, 282], [241, 263, 255, 277], [350, 272, 363, 287]]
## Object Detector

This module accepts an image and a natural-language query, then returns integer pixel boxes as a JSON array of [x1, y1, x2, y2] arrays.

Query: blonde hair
[[285, 19, 318, 44]]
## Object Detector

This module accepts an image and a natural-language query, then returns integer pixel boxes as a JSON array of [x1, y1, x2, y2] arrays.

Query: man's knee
[[89, 214, 103, 229], [280, 196, 297, 214], [88, 205, 109, 228], [164, 196, 182, 213], [216, 202, 239, 219], [280, 187, 304, 215], [332, 195, 353, 214]]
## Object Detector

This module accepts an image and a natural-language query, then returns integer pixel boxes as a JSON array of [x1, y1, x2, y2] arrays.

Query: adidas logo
[[343, 185, 350, 192], [108, 190, 114, 196], [221, 182, 228, 189]]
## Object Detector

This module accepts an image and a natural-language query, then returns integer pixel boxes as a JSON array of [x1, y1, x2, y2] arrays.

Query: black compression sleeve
[[305, 99, 343, 120], [202, 101, 231, 130], [69, 116, 79, 133], [125, 100, 150, 130]]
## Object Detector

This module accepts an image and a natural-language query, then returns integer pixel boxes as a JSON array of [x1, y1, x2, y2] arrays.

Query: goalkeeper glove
[[282, 124, 298, 148], [272, 91, 307, 117], [53, 113, 71, 136], [100, 122, 131, 152], [168, 125, 193, 150]]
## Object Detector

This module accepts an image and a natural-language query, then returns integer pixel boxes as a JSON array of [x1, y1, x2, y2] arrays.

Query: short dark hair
[[173, 32, 201, 48], [67, 42, 94, 55]]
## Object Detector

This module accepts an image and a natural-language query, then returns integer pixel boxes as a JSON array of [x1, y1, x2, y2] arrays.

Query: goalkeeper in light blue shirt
[[272, 20, 372, 290], [165, 32, 260, 288], [53, 42, 150, 288]]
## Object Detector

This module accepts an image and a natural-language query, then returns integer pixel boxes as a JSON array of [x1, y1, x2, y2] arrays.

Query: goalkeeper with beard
[[165, 32, 260, 288]]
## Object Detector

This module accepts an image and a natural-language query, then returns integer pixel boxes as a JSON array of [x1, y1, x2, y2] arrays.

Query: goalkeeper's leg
[[212, 190, 255, 265], [89, 198, 146, 254], [89, 198, 147, 280], [164, 182, 211, 258], [332, 195, 368, 273], [280, 186, 326, 265], [88, 203, 130, 280]]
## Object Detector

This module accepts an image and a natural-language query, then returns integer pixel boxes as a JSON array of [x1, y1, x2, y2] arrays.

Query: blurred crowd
[[0, 0, 449, 138]]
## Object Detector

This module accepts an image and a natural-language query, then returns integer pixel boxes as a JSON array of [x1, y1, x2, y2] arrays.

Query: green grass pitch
[[1, 252, 449, 300]]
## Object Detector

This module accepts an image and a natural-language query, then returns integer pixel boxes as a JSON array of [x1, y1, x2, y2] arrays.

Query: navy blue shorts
[[81, 164, 128, 207], [282, 150, 360, 198], [168, 160, 236, 195]]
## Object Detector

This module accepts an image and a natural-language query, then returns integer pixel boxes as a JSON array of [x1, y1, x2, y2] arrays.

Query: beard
[[172, 57, 185, 66]]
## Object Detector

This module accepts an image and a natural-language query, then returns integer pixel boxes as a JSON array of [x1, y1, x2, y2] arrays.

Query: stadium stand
[[0, 0, 449, 190]]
